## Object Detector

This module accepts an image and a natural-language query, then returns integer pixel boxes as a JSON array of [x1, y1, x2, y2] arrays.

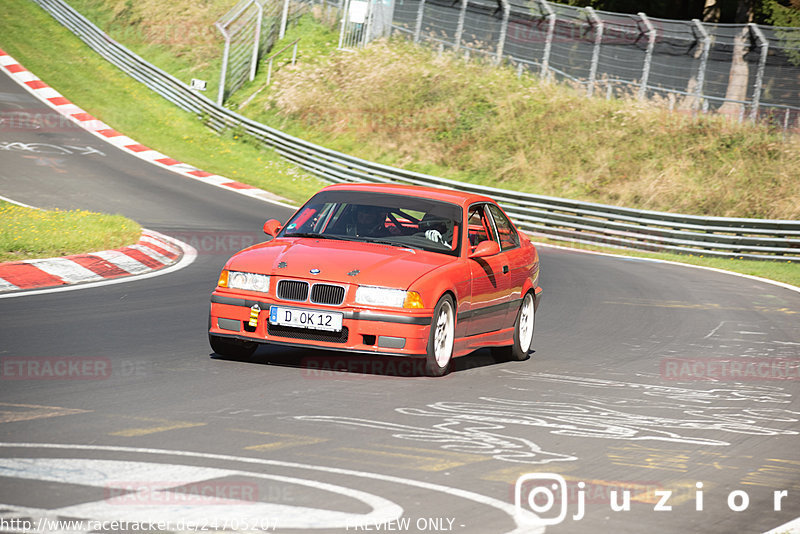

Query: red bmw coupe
[[209, 183, 541, 376]]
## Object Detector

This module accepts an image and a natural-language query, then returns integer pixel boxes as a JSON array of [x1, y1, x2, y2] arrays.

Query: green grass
[[63, 0, 231, 101], [0, 201, 141, 262], [0, 2, 796, 287]]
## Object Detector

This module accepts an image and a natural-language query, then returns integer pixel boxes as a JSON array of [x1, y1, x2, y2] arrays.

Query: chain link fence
[[390, 0, 800, 132], [216, 0, 308, 104]]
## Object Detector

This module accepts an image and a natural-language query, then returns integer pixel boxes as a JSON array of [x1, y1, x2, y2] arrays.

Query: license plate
[[269, 306, 343, 332]]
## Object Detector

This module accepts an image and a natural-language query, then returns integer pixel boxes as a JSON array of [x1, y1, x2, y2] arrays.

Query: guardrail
[[34, 0, 799, 261]]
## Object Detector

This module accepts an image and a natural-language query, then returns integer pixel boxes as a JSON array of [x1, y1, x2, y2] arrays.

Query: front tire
[[209, 333, 257, 360], [425, 295, 455, 377]]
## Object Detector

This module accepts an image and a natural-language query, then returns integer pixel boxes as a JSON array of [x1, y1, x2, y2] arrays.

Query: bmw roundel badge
[[310, 268, 321, 275]]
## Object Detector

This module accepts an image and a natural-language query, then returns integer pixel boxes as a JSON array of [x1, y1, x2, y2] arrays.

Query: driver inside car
[[419, 213, 452, 248], [347, 205, 392, 237]]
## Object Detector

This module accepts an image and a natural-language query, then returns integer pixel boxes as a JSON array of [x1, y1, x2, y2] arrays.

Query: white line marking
[[762, 516, 800, 534], [704, 321, 726, 339], [0, 194, 42, 209], [0, 458, 403, 530], [0, 458, 226, 486], [0, 442, 543, 534]]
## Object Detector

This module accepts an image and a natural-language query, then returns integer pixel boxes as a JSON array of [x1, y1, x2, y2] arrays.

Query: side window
[[487, 204, 520, 250], [467, 205, 496, 249]]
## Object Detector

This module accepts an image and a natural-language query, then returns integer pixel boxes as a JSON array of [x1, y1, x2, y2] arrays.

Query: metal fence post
[[250, 1, 263, 82], [216, 29, 231, 105], [783, 108, 791, 137], [337, 0, 349, 49], [749, 23, 768, 123], [537, 0, 555, 80], [363, 0, 375, 47], [454, 0, 467, 50], [279, 0, 290, 39], [585, 7, 603, 97], [414, 0, 426, 42], [496, 0, 510, 63], [637, 12, 655, 101], [691, 19, 710, 113]]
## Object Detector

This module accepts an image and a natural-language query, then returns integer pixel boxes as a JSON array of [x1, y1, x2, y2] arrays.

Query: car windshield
[[279, 190, 463, 256]]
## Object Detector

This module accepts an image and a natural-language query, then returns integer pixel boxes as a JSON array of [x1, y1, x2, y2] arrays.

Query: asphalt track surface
[[1, 67, 800, 534]]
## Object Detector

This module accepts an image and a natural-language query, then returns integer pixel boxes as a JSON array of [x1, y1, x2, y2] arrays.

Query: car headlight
[[355, 285, 424, 309], [218, 270, 270, 293]]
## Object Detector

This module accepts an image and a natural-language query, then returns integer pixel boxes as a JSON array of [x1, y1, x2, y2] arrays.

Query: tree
[[717, 0, 755, 118], [765, 0, 800, 25], [765, 0, 800, 64]]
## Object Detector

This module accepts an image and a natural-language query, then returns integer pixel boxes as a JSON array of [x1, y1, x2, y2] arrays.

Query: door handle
[[502, 265, 509, 274]]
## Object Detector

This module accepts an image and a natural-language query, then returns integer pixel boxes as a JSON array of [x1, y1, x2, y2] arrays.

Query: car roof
[[319, 183, 494, 207]]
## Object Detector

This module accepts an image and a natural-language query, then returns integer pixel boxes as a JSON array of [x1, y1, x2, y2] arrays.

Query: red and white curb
[[0, 229, 189, 294], [0, 48, 293, 209]]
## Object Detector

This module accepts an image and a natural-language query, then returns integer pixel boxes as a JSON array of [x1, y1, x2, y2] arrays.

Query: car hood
[[226, 237, 452, 289]]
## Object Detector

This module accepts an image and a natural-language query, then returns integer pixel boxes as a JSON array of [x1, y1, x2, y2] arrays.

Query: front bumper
[[209, 292, 433, 356]]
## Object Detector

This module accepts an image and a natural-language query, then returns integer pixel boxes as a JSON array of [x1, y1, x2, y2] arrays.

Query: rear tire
[[493, 291, 535, 362], [209, 333, 257, 360], [510, 291, 535, 361], [425, 295, 455, 377]]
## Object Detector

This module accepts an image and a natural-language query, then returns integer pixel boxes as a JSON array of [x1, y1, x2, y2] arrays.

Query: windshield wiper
[[286, 232, 364, 242], [287, 233, 425, 250], [370, 239, 425, 251], [284, 232, 331, 239]]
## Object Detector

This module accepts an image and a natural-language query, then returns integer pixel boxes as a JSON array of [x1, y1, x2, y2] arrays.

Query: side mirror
[[263, 219, 282, 237], [469, 240, 500, 258]]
